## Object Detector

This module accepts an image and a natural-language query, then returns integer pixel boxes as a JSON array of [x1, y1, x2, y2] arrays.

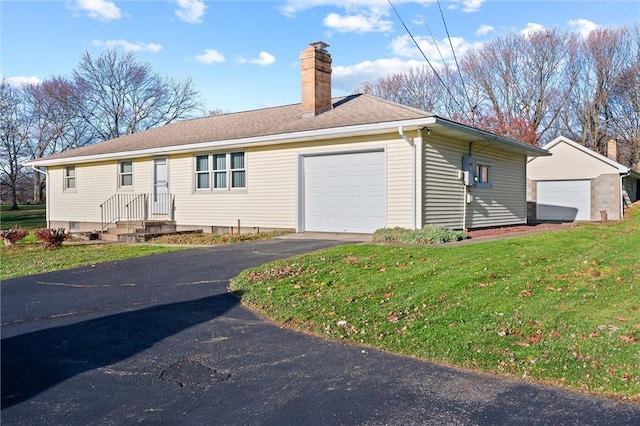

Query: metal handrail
[[101, 193, 172, 232]]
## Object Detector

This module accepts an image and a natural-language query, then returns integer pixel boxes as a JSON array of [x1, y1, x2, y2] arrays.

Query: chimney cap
[[309, 41, 329, 51]]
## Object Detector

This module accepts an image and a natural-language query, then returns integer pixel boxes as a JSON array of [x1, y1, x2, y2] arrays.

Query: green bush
[[34, 228, 69, 250], [373, 225, 467, 244]]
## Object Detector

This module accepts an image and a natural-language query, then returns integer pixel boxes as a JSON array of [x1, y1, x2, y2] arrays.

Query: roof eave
[[24, 117, 436, 167], [431, 117, 550, 156]]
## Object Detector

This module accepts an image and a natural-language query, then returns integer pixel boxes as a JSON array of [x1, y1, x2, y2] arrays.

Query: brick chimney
[[607, 139, 617, 161], [300, 42, 332, 118]]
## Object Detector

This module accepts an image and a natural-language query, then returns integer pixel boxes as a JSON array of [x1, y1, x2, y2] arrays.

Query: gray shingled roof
[[34, 94, 434, 162]]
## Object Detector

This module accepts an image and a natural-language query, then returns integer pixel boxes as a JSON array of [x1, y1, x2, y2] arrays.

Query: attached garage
[[536, 180, 591, 221], [303, 151, 386, 233]]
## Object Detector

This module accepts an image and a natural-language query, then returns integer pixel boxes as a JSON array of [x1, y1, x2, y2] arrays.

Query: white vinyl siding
[[45, 134, 415, 233], [423, 135, 526, 229], [423, 136, 466, 229], [528, 142, 615, 180], [47, 160, 152, 226], [170, 134, 413, 231]]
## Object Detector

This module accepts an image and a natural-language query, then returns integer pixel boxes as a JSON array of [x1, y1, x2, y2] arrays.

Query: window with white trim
[[119, 161, 133, 188], [195, 152, 246, 190], [64, 166, 76, 191], [476, 164, 491, 186]]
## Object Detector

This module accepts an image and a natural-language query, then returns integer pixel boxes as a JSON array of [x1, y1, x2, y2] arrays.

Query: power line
[[436, 0, 474, 120], [387, 0, 471, 122]]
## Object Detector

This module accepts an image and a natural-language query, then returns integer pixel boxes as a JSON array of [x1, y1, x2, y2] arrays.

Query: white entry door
[[304, 151, 386, 233], [153, 158, 169, 215]]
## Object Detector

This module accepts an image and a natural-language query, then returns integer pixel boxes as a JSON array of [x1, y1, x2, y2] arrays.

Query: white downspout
[[620, 171, 630, 218], [30, 165, 50, 227], [399, 126, 416, 230]]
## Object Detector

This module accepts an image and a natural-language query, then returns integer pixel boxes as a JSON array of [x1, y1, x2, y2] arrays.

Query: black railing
[[100, 193, 173, 232]]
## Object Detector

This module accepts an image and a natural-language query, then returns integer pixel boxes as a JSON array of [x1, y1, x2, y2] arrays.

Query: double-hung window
[[476, 164, 491, 186], [119, 161, 133, 188], [195, 152, 246, 190], [64, 166, 76, 191]]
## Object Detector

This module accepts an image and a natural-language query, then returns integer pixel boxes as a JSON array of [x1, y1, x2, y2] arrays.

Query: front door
[[153, 158, 169, 215]]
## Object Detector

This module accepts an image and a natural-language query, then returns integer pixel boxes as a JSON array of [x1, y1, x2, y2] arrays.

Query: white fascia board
[[543, 136, 629, 173], [24, 117, 435, 167]]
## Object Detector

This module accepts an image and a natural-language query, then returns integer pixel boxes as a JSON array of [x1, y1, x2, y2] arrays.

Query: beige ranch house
[[26, 42, 549, 240], [527, 136, 640, 222]]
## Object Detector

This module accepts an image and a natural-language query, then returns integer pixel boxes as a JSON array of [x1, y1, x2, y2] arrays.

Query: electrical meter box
[[461, 155, 476, 186]]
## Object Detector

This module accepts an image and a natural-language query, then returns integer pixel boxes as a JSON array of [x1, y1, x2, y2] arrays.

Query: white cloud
[[175, 0, 207, 24], [195, 49, 225, 64], [390, 34, 475, 62], [71, 0, 121, 21], [476, 24, 494, 36], [332, 57, 426, 91], [6, 76, 41, 88], [239, 52, 276, 67], [323, 11, 393, 33], [460, 0, 484, 13], [568, 19, 599, 38], [92, 39, 162, 52], [520, 22, 546, 38]]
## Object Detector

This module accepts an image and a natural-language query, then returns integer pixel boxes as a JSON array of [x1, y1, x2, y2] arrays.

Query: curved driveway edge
[[2, 239, 638, 425]]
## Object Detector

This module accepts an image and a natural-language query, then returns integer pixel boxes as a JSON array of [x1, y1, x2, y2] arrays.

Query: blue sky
[[2, 0, 639, 113]]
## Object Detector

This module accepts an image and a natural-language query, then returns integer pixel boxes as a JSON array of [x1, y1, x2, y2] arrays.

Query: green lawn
[[1, 204, 47, 230], [231, 207, 640, 403], [3, 203, 639, 403]]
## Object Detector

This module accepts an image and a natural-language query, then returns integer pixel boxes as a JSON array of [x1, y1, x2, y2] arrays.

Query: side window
[[119, 161, 133, 188], [213, 153, 227, 189], [476, 164, 491, 186], [195, 152, 246, 191], [230, 152, 246, 188], [195, 155, 210, 189], [64, 166, 76, 191]]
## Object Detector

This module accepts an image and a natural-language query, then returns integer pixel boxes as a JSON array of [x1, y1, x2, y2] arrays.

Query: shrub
[[34, 228, 69, 250], [373, 225, 467, 244], [0, 227, 29, 246]]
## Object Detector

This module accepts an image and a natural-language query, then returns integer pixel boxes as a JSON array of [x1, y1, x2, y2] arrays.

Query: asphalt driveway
[[2, 239, 639, 425]]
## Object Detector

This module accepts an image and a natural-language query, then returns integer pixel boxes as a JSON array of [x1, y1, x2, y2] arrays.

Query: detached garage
[[303, 151, 386, 233], [527, 136, 640, 222]]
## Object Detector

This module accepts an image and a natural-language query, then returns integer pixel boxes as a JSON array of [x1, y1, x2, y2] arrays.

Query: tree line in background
[[2, 24, 639, 209], [1, 49, 204, 208], [357, 24, 639, 166]]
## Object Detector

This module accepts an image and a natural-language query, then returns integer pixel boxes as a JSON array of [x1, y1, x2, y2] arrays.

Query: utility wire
[[388, 0, 471, 122], [436, 0, 475, 122]]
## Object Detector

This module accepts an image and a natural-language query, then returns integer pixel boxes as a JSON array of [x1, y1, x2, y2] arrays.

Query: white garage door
[[304, 151, 386, 233], [537, 180, 591, 221]]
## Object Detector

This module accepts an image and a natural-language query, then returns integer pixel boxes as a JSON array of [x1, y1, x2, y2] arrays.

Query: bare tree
[[609, 24, 640, 168], [22, 76, 99, 202], [73, 49, 203, 141], [565, 27, 634, 155], [0, 80, 30, 209], [460, 29, 576, 145], [356, 65, 444, 112]]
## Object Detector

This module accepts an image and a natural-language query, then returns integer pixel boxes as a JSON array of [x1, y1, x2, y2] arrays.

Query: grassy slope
[[231, 207, 640, 403]]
